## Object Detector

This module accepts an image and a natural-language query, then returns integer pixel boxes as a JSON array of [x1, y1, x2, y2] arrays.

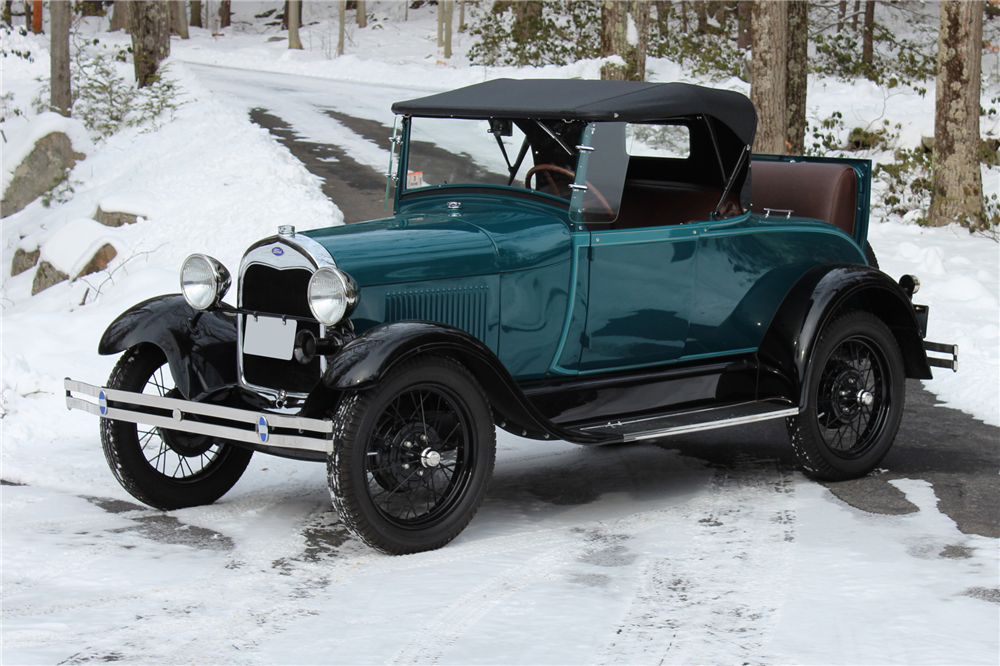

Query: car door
[[579, 226, 698, 372]]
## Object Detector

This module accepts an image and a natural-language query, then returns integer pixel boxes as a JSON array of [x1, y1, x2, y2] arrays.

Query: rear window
[[625, 123, 691, 159]]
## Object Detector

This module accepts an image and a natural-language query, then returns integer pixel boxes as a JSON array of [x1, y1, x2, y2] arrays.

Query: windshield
[[402, 117, 585, 200]]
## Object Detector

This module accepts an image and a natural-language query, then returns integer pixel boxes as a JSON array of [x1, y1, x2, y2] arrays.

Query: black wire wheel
[[100, 344, 253, 510], [787, 310, 905, 481], [328, 355, 496, 554]]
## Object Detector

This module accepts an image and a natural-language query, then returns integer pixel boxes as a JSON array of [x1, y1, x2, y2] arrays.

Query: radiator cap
[[278, 225, 295, 236]]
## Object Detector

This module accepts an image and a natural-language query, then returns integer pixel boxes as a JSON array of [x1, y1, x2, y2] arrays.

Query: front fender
[[99, 294, 238, 400], [757, 264, 932, 404], [324, 321, 613, 444]]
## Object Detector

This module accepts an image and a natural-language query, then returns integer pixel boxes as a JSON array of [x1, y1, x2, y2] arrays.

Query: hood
[[302, 216, 499, 287]]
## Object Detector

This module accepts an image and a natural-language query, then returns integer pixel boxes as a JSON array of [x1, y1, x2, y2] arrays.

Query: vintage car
[[65, 79, 957, 554]]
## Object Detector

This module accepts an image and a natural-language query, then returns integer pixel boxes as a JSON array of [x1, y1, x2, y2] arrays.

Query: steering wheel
[[524, 164, 614, 218]]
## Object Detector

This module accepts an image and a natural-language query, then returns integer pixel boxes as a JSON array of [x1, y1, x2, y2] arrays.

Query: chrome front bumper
[[64, 379, 334, 454]]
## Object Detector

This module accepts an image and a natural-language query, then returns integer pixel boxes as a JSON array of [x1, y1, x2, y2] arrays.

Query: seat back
[[613, 181, 729, 229], [750, 160, 858, 235]]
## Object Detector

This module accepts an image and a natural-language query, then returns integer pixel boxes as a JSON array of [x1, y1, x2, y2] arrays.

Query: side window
[[625, 124, 691, 159]]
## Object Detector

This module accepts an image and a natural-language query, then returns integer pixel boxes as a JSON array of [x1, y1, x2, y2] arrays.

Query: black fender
[[99, 294, 239, 400], [756, 264, 932, 405], [323, 321, 614, 445]]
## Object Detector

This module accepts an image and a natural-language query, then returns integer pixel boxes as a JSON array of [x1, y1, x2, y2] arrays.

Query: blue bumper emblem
[[99, 390, 108, 416], [257, 416, 269, 443]]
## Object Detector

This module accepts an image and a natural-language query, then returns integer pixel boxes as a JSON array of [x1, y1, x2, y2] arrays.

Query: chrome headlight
[[307, 267, 359, 326], [180, 254, 231, 310]]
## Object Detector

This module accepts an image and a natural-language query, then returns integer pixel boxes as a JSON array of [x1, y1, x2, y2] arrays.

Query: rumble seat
[[750, 160, 858, 235]]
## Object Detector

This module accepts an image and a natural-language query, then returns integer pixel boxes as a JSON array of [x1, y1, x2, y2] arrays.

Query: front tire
[[328, 355, 496, 555], [787, 311, 905, 480], [101, 344, 253, 510]]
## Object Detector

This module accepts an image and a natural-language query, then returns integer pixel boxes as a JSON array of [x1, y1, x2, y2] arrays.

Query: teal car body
[[66, 80, 955, 554]]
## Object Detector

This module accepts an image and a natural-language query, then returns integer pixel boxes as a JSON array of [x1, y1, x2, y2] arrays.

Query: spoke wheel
[[787, 311, 904, 481], [329, 355, 495, 554], [101, 344, 253, 510]]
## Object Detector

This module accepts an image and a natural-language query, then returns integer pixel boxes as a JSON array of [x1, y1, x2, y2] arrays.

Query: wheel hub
[[830, 369, 868, 421], [420, 447, 441, 468], [371, 423, 445, 489]]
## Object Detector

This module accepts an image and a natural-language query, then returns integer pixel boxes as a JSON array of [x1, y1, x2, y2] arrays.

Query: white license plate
[[243, 316, 296, 360]]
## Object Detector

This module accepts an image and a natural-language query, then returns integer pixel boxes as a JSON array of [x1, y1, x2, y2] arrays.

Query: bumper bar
[[64, 379, 334, 454], [923, 341, 958, 372]]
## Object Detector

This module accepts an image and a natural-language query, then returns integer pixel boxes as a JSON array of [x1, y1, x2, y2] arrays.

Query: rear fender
[[756, 264, 931, 405], [324, 321, 612, 444], [99, 294, 238, 400]]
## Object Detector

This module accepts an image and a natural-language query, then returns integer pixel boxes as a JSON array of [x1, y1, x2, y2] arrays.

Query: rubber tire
[[864, 241, 879, 269], [328, 355, 496, 555], [101, 344, 253, 510], [786, 310, 905, 481]]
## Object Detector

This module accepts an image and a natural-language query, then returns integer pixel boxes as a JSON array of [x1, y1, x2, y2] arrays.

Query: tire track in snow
[[596, 457, 797, 666]]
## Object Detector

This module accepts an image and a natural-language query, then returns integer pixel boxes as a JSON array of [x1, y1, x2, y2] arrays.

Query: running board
[[577, 401, 800, 442]]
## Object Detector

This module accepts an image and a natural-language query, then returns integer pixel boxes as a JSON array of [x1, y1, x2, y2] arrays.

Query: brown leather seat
[[614, 181, 726, 229], [750, 160, 858, 235]]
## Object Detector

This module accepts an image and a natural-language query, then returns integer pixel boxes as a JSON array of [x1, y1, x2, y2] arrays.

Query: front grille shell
[[237, 233, 337, 400]]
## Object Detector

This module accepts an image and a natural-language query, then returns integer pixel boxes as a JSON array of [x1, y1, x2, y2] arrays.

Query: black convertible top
[[392, 78, 757, 146]]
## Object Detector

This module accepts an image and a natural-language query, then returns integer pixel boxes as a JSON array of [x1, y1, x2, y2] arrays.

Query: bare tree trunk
[[458, 0, 465, 33], [356, 0, 366, 27], [110, 0, 129, 31], [861, 0, 874, 64], [23, 0, 30, 30], [130, 0, 170, 87], [601, 0, 627, 79], [288, 0, 302, 49], [3, 1, 12, 27], [837, 0, 846, 33], [695, 0, 708, 33], [50, 0, 71, 116], [736, 0, 751, 50], [786, 1, 808, 155], [443, 0, 452, 57], [600, 1, 648, 81], [851, 0, 860, 31], [680, 0, 688, 32], [190, 0, 202, 27], [170, 0, 188, 38], [654, 1, 672, 42], [631, 1, 650, 81], [337, 0, 345, 55], [436, 0, 443, 46], [750, 0, 787, 154], [219, 0, 230, 28], [32, 0, 40, 33], [929, 0, 984, 228]]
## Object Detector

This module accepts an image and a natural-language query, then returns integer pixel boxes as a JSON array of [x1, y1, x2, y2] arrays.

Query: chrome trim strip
[[65, 379, 333, 454], [618, 407, 800, 442]]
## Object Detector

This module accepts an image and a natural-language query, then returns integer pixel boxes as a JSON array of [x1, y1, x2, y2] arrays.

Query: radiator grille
[[240, 264, 320, 394], [385, 286, 489, 342]]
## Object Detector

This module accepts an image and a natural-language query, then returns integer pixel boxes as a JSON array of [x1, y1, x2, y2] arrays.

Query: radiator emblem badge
[[257, 416, 270, 443], [271, 247, 284, 257]]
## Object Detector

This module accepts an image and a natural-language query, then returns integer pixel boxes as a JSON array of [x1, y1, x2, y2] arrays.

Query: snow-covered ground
[[2, 4, 998, 664]]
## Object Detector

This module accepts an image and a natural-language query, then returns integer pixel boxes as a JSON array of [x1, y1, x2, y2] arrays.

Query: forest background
[[5, 0, 998, 233]]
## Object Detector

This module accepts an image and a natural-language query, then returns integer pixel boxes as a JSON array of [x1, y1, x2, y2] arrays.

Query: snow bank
[[869, 221, 1000, 426]]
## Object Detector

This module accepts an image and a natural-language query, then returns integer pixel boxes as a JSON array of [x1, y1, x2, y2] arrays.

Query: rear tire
[[101, 344, 253, 510], [864, 241, 879, 269], [328, 355, 496, 554], [786, 311, 904, 480]]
